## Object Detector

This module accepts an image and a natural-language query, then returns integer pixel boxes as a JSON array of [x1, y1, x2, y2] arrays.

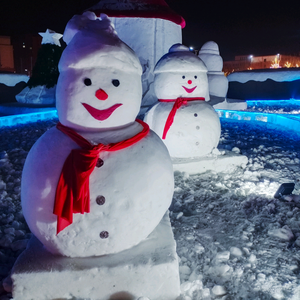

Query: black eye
[[84, 78, 92, 86], [182, 76, 185, 79], [194, 76, 197, 79], [112, 79, 120, 87]]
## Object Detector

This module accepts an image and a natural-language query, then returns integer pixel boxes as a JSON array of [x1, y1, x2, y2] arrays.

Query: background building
[[223, 54, 300, 75], [11, 34, 42, 76], [0, 36, 14, 73]]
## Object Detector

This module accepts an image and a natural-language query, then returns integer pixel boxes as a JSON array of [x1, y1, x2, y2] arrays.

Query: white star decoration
[[39, 29, 63, 46]]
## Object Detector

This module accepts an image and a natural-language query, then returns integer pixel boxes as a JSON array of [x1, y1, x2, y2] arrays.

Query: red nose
[[188, 80, 192, 85], [95, 89, 108, 100]]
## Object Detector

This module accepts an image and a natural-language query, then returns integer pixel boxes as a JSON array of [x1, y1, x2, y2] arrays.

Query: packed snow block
[[227, 68, 300, 101], [11, 212, 180, 300], [213, 99, 247, 110], [172, 150, 248, 175]]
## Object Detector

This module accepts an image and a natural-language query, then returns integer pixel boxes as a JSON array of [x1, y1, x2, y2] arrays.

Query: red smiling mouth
[[182, 86, 197, 93], [82, 103, 123, 121]]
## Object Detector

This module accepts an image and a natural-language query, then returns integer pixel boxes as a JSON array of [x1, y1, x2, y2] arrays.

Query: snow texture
[[172, 149, 248, 175], [1, 114, 300, 299]]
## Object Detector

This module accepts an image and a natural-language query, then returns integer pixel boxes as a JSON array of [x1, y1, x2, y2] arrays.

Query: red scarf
[[54, 119, 149, 234], [159, 97, 205, 139]]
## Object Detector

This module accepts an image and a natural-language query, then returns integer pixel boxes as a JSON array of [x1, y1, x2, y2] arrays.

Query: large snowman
[[21, 13, 174, 258], [144, 44, 221, 158]]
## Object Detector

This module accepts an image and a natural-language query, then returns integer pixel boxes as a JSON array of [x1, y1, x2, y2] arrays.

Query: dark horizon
[[1, 0, 300, 61]]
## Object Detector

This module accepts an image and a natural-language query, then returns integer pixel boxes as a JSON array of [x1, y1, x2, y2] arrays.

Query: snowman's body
[[144, 44, 221, 158], [22, 121, 173, 257], [21, 14, 174, 258], [145, 101, 220, 158]]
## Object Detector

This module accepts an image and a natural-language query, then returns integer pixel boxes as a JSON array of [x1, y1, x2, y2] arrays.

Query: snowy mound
[[227, 69, 300, 101], [0, 74, 29, 87], [228, 68, 300, 83]]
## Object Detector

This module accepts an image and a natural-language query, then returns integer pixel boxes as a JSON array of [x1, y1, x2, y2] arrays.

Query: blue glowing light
[[216, 109, 300, 135], [0, 109, 58, 128]]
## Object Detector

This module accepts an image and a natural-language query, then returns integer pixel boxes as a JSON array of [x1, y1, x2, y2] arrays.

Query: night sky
[[1, 0, 300, 60]]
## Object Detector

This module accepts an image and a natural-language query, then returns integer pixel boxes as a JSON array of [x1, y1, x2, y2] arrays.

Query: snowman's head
[[153, 44, 209, 101], [56, 13, 142, 131]]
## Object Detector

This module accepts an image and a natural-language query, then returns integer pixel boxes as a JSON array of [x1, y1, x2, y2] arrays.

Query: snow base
[[11, 212, 180, 300], [172, 150, 248, 175], [213, 98, 247, 110]]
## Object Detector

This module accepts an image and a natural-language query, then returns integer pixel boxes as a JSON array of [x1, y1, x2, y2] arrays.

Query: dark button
[[96, 158, 104, 168], [194, 113, 198, 117], [96, 195, 105, 205], [100, 231, 109, 239]]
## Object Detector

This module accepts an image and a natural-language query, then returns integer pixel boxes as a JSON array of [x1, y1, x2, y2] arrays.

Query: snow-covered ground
[[0, 115, 300, 299]]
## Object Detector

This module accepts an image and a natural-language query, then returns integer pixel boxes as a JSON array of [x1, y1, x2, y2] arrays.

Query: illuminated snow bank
[[217, 109, 300, 135], [1, 109, 299, 139], [0, 109, 57, 127]]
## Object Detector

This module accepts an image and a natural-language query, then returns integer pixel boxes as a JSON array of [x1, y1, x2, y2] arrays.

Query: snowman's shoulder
[[143, 102, 161, 125], [28, 126, 80, 158]]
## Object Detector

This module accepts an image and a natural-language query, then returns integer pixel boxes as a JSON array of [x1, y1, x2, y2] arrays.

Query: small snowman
[[144, 44, 221, 158], [198, 41, 228, 106], [21, 13, 174, 257]]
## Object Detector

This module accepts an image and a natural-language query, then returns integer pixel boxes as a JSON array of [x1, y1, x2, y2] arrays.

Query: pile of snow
[[0, 75, 29, 87], [0, 117, 300, 299], [228, 69, 300, 84]]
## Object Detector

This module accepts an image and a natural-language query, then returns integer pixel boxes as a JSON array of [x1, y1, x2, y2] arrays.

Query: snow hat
[[198, 41, 223, 72], [59, 12, 142, 74], [154, 44, 207, 73]]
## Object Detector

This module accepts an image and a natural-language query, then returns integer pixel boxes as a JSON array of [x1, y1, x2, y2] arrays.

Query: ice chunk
[[268, 225, 294, 241]]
